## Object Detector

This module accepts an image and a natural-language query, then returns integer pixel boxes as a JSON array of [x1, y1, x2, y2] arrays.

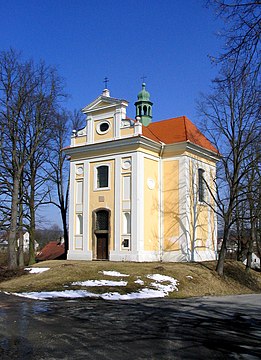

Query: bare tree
[[46, 110, 82, 258], [0, 49, 65, 269], [198, 65, 259, 276], [22, 65, 65, 265], [208, 1, 260, 78], [47, 109, 84, 259], [0, 50, 39, 269]]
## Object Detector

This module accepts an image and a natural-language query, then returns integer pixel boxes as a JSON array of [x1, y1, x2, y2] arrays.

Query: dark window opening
[[97, 165, 108, 188], [122, 239, 129, 248], [198, 168, 205, 202], [96, 210, 109, 230], [99, 122, 109, 132]]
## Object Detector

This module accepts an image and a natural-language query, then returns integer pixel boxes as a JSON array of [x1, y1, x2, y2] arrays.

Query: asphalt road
[[0, 292, 260, 359]]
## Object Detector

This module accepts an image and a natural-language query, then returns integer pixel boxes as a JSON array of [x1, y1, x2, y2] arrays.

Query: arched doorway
[[92, 209, 110, 260]]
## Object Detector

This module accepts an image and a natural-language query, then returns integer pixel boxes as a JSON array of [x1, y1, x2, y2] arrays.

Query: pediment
[[82, 95, 128, 114]]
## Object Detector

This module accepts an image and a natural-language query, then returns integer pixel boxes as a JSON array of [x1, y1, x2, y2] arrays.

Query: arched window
[[138, 106, 141, 116], [143, 105, 147, 115], [96, 165, 109, 188]]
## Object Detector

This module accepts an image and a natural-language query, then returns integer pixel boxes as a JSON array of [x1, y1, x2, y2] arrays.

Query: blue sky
[[0, 0, 222, 227], [1, 0, 222, 122]]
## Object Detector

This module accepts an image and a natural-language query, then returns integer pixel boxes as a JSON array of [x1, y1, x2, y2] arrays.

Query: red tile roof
[[142, 116, 218, 153], [36, 241, 65, 261]]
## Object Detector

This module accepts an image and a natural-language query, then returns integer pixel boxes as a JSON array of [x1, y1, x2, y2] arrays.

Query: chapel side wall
[[143, 157, 160, 252], [188, 156, 217, 260]]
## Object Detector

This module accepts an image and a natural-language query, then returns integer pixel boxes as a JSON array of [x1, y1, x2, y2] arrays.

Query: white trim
[[109, 250, 160, 262], [136, 151, 144, 252], [68, 161, 75, 254], [67, 250, 92, 261], [159, 157, 163, 261], [87, 116, 94, 144], [114, 157, 121, 253], [131, 152, 144, 253], [83, 160, 89, 252]]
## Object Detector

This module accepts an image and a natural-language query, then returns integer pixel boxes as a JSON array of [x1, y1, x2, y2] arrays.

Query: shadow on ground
[[0, 293, 261, 359]]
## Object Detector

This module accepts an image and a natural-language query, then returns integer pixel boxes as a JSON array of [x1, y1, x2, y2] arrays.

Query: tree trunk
[[17, 180, 24, 268], [216, 224, 230, 276], [28, 172, 36, 265], [246, 211, 255, 273], [61, 209, 68, 259], [17, 221, 24, 268], [8, 176, 20, 270]]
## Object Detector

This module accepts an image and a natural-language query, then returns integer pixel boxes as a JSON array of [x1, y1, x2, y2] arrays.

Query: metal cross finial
[[141, 75, 147, 83], [103, 77, 109, 89]]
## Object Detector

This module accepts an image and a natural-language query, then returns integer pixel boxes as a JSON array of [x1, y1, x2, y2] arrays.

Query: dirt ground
[[0, 266, 28, 282]]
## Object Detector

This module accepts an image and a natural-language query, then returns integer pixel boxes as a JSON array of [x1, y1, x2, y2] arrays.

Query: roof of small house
[[35, 241, 65, 261], [142, 116, 218, 153]]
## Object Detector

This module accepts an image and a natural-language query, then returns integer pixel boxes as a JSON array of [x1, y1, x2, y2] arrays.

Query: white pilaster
[[67, 162, 75, 259], [114, 156, 121, 253], [87, 116, 94, 144], [132, 151, 144, 254]]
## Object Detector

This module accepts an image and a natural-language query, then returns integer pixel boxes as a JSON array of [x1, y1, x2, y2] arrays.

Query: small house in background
[[35, 238, 65, 261], [17, 231, 39, 252]]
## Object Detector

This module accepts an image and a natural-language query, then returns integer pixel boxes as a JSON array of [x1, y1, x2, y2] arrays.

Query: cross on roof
[[141, 75, 147, 83], [103, 77, 109, 89]]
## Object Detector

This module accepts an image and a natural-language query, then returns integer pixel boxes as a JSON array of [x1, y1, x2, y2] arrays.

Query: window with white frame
[[96, 165, 109, 189], [198, 168, 205, 202]]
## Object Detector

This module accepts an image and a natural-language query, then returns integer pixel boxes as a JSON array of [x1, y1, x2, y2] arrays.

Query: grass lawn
[[0, 260, 260, 299]]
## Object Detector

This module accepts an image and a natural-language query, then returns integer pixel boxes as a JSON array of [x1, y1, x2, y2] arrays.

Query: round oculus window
[[97, 121, 110, 134]]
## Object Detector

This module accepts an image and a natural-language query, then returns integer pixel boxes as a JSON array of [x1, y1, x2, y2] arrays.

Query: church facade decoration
[[64, 85, 219, 262]]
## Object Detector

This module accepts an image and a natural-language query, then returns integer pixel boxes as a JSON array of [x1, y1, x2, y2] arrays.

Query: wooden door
[[97, 235, 108, 260]]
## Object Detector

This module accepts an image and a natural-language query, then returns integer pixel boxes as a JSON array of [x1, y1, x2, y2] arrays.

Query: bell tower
[[135, 83, 153, 126]]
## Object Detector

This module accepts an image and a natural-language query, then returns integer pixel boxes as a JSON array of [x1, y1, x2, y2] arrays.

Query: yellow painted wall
[[75, 136, 87, 145], [94, 117, 114, 142], [163, 160, 180, 251], [120, 127, 134, 137], [196, 204, 209, 249], [144, 157, 159, 251], [88, 160, 115, 251]]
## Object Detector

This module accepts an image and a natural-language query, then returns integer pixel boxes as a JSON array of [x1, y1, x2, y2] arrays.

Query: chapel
[[65, 84, 219, 262]]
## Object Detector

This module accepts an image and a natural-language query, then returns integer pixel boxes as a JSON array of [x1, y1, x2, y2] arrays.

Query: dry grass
[[0, 260, 260, 298]]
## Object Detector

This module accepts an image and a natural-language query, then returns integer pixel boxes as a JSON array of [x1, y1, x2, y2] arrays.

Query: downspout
[[159, 142, 165, 261]]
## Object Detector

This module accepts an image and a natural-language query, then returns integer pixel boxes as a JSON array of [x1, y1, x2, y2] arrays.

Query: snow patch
[[134, 279, 144, 285], [25, 268, 50, 274], [101, 271, 129, 277], [9, 271, 179, 301], [71, 280, 127, 287], [147, 274, 179, 294]]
